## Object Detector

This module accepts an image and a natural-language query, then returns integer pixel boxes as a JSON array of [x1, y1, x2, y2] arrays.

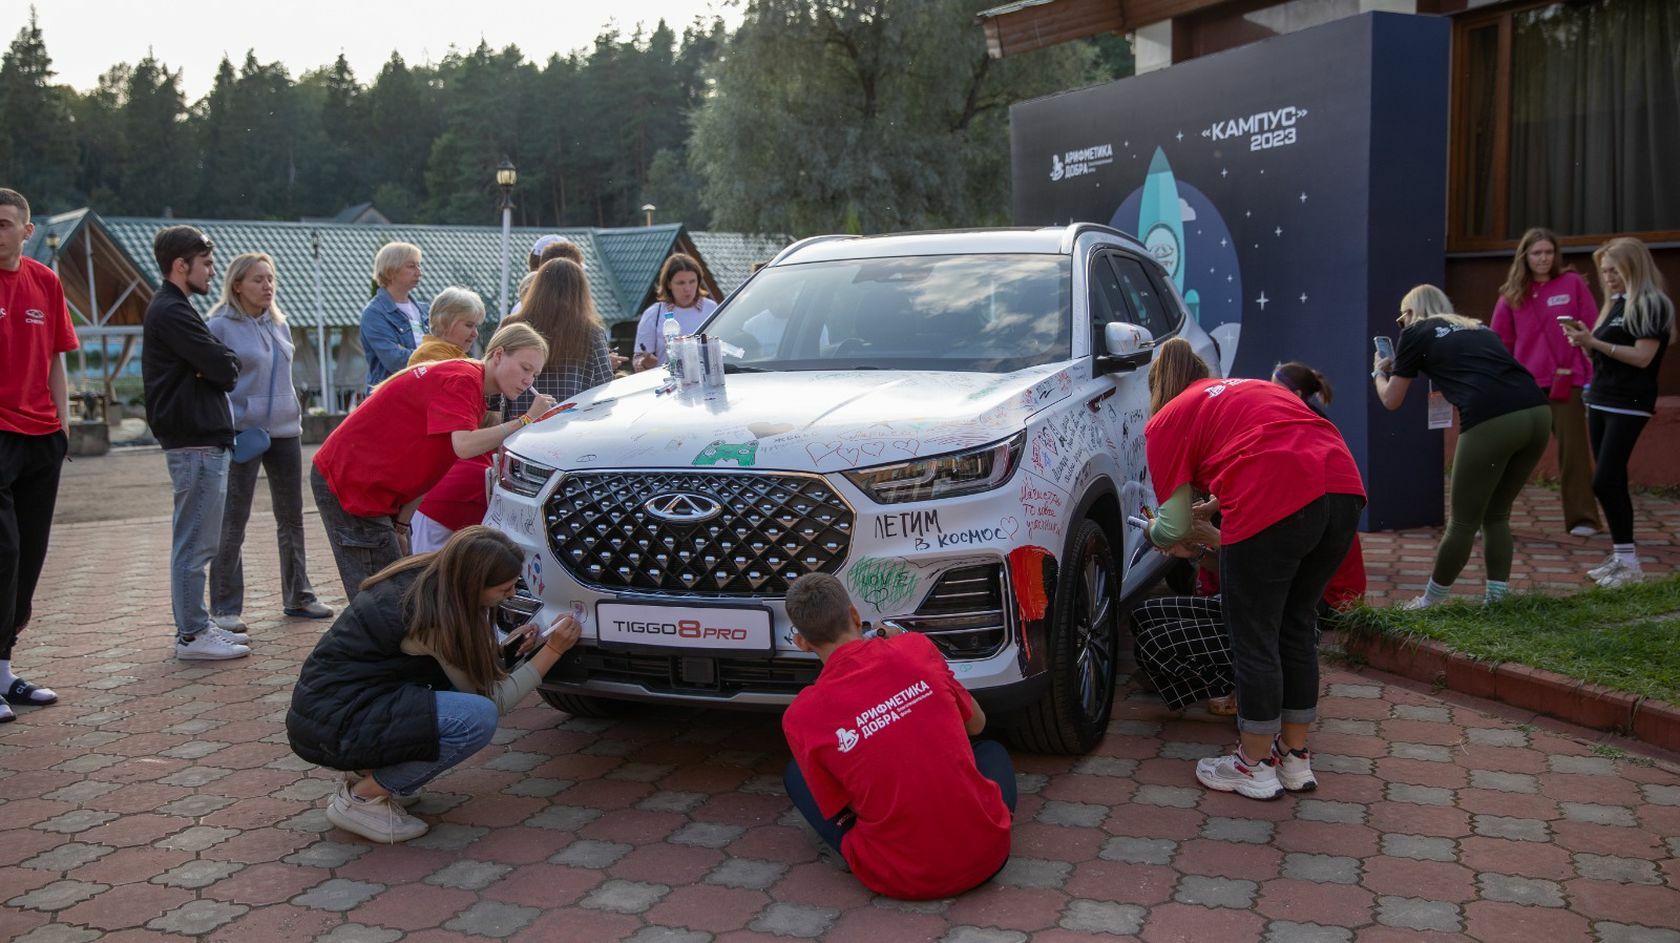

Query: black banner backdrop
[[1011, 12, 1451, 531]]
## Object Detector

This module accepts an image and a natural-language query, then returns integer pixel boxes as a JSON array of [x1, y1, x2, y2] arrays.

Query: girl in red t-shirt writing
[[1142, 339, 1366, 801], [310, 322, 557, 601]]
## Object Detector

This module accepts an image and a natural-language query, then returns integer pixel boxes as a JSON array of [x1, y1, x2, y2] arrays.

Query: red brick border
[[1343, 630, 1678, 751]]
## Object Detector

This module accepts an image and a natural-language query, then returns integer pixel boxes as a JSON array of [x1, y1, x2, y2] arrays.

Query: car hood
[[504, 363, 1077, 473]]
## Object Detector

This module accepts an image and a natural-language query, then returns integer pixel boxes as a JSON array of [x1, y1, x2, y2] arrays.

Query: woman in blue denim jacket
[[359, 241, 429, 392]]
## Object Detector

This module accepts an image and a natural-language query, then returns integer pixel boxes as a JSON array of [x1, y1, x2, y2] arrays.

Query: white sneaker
[[1401, 594, 1441, 611], [1272, 737, 1317, 793], [212, 614, 248, 632], [325, 784, 428, 843], [209, 625, 250, 645], [1596, 560, 1645, 589], [1195, 750, 1284, 800], [1586, 555, 1620, 581], [175, 632, 250, 661], [1569, 525, 1599, 538]]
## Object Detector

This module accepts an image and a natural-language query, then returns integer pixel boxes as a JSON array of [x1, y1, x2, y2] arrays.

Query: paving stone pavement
[[1, 481, 1678, 940]]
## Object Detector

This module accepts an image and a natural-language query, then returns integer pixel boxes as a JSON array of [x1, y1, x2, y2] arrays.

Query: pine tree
[[0, 7, 79, 212]]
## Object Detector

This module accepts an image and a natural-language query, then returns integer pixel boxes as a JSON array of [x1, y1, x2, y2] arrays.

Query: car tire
[[538, 689, 636, 719], [1006, 518, 1120, 755]]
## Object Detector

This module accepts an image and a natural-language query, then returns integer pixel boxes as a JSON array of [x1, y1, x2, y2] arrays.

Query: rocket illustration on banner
[[1139, 147, 1200, 323]]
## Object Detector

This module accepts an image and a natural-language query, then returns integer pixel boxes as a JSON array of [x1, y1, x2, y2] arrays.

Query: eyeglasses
[[1396, 307, 1413, 323]]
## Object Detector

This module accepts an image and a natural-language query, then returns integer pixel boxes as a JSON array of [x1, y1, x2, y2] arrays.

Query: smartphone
[[1556, 315, 1583, 330], [1373, 335, 1395, 362]]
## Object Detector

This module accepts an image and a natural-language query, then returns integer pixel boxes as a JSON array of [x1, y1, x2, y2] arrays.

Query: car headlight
[[498, 451, 557, 498], [844, 432, 1024, 505]]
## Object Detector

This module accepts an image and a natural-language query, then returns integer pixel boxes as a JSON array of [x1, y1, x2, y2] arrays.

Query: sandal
[[1206, 692, 1238, 716], [6, 678, 58, 706]]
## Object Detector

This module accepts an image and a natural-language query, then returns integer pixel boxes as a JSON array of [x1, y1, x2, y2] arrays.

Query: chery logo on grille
[[644, 492, 723, 524], [611, 618, 750, 641]]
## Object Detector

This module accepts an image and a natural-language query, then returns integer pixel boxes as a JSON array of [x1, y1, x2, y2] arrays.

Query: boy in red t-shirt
[[780, 573, 1015, 900], [0, 189, 79, 721]]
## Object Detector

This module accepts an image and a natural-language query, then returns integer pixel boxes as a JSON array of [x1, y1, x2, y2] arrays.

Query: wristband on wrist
[[519, 415, 533, 427]]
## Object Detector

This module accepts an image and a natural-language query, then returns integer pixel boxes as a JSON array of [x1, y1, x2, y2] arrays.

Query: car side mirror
[[1098, 322, 1156, 373]]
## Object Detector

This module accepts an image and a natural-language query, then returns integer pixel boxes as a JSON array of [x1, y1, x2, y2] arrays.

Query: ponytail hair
[[1147, 337, 1211, 415], [1271, 361, 1333, 407]]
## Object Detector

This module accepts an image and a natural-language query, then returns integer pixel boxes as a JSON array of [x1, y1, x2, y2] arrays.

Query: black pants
[[1219, 493, 1364, 736], [0, 430, 68, 660], [1587, 408, 1649, 545]]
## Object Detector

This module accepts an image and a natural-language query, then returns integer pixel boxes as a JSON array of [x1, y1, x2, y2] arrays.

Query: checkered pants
[[1130, 595, 1234, 711]]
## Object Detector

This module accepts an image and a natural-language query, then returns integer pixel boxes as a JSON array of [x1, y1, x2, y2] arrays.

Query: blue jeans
[[165, 447, 230, 639], [371, 691, 499, 795], [784, 739, 1018, 854]]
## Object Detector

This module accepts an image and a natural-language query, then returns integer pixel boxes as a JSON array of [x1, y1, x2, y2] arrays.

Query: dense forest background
[[0, 1, 1131, 235]]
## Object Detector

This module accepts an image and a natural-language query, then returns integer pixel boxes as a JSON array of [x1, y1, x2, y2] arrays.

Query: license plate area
[[596, 599, 775, 655]]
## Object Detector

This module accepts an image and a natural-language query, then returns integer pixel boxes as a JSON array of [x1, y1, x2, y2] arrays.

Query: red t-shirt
[[418, 454, 493, 531], [781, 632, 1012, 900], [1145, 378, 1365, 544], [314, 360, 487, 518], [0, 258, 79, 436]]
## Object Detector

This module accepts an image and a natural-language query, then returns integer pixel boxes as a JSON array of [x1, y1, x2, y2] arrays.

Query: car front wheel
[[1006, 518, 1120, 754]]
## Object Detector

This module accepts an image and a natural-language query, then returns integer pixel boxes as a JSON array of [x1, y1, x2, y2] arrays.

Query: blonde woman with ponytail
[[311, 321, 558, 600], [1374, 285, 1551, 608], [287, 526, 582, 843], [1561, 238, 1676, 587]]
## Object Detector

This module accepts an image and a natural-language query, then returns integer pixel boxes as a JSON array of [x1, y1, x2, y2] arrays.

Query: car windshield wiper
[[723, 363, 770, 373]]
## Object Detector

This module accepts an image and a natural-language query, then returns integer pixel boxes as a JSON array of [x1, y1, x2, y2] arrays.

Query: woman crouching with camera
[[286, 526, 580, 843]]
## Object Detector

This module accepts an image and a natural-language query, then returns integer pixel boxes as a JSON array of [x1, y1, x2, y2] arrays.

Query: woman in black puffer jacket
[[287, 526, 580, 843]]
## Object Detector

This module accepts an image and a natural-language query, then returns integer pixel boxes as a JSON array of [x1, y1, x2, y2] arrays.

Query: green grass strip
[[1339, 574, 1680, 704]]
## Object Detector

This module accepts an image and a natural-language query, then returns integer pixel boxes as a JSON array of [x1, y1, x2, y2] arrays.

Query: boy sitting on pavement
[[780, 573, 1016, 900]]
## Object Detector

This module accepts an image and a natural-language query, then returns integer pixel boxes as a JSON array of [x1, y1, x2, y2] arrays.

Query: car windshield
[[703, 253, 1071, 373]]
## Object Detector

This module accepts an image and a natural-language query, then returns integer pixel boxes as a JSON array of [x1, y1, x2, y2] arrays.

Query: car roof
[[771, 224, 1146, 265]]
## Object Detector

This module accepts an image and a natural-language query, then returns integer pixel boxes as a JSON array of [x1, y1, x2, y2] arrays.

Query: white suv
[[489, 224, 1220, 753]]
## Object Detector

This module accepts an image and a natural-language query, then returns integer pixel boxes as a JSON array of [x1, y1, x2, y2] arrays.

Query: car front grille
[[546, 471, 854, 595]]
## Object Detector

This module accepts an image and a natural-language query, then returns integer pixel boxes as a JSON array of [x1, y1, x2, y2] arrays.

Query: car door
[[1086, 248, 1163, 590]]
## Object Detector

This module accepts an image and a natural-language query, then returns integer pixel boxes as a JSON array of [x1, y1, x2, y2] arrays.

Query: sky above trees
[[1, 2, 1130, 235]]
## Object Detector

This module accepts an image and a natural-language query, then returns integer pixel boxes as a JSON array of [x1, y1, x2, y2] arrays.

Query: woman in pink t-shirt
[[1490, 228, 1601, 537]]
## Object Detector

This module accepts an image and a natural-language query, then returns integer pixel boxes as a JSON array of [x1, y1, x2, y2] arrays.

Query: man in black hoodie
[[142, 226, 248, 661]]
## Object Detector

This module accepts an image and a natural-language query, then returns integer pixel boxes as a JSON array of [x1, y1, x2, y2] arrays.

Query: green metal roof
[[22, 209, 92, 266], [592, 225, 685, 318], [101, 216, 634, 328], [31, 210, 788, 331], [689, 231, 790, 300]]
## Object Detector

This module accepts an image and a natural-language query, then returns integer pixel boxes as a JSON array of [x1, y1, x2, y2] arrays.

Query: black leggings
[[1587, 408, 1650, 544]]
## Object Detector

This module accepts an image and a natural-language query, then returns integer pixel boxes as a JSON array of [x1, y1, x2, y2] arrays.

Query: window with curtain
[[1453, 0, 1680, 245]]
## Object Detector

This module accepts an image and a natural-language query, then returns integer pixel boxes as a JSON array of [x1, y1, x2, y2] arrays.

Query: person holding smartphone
[[286, 526, 582, 844], [1373, 285, 1550, 608], [1490, 228, 1601, 538], [1561, 237, 1676, 588]]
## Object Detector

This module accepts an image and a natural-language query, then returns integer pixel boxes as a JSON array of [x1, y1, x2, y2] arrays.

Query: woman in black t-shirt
[[1561, 237, 1676, 588], [1372, 285, 1551, 609]]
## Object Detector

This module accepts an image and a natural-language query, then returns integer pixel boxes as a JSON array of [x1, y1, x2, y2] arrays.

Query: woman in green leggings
[[1373, 285, 1551, 608]]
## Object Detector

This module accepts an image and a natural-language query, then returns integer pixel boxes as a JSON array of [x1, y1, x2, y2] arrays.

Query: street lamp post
[[496, 158, 518, 319], [311, 230, 332, 411]]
